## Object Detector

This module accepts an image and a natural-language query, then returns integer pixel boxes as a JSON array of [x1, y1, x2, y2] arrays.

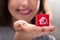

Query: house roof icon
[[39, 17, 48, 25]]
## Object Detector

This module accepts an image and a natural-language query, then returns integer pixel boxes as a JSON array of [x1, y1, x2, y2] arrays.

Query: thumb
[[13, 20, 28, 31]]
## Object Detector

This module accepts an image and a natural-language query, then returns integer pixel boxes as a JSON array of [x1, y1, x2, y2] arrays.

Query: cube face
[[35, 14, 49, 26]]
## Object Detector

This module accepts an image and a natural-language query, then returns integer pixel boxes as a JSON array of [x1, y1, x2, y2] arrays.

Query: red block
[[35, 14, 49, 26]]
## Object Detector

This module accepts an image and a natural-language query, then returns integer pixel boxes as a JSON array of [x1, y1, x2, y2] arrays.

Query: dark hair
[[0, 0, 46, 26]]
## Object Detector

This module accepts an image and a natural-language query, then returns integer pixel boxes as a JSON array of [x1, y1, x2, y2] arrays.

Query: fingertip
[[49, 26, 55, 32], [13, 20, 24, 31]]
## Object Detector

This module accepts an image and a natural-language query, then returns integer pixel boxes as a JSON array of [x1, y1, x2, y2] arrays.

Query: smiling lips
[[16, 9, 32, 15]]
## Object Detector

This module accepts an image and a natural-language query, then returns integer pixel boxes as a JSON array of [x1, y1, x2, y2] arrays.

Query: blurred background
[[47, 0, 60, 40]]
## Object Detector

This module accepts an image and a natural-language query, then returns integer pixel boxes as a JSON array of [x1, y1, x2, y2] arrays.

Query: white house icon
[[39, 17, 48, 25]]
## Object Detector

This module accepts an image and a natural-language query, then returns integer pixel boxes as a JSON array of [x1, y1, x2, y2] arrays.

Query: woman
[[0, 0, 55, 40]]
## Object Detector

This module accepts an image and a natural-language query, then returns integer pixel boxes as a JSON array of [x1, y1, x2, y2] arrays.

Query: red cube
[[35, 14, 49, 26]]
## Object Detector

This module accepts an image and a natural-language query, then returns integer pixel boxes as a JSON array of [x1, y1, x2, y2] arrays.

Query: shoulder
[[32, 35, 56, 40]]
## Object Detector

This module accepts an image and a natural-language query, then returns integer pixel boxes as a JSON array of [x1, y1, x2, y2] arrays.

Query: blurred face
[[8, 0, 40, 23]]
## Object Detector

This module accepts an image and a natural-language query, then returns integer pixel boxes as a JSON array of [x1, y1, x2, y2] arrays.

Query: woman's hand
[[13, 20, 55, 40]]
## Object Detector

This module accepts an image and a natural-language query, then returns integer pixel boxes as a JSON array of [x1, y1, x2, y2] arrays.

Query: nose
[[19, 0, 29, 9]]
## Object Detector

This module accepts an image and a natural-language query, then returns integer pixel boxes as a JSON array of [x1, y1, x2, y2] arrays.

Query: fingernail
[[50, 29, 53, 32], [42, 29, 45, 32]]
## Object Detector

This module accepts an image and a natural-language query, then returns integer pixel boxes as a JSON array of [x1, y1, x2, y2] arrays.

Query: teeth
[[20, 10, 30, 13], [16, 9, 32, 15]]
